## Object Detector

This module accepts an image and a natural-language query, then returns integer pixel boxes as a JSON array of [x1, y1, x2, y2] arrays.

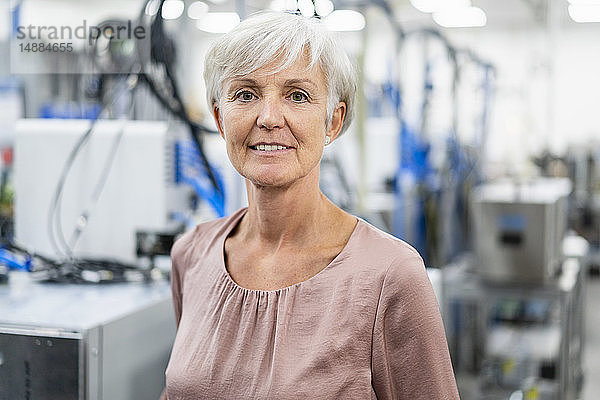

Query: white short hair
[[204, 12, 357, 135]]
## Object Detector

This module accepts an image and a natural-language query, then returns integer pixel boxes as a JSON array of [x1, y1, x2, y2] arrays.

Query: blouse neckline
[[219, 207, 362, 294]]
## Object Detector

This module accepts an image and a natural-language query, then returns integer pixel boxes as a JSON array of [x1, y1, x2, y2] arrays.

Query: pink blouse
[[164, 208, 459, 399]]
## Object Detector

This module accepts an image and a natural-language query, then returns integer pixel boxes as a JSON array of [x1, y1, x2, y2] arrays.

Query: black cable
[[49, 18, 149, 260], [52, 75, 141, 259], [48, 19, 133, 257], [24, 9, 197, 282], [138, 0, 223, 200], [2, 240, 60, 268], [135, 73, 222, 201], [4, 238, 144, 284], [44, 0, 221, 273]]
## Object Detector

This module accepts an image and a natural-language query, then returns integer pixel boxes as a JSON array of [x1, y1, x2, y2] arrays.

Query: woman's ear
[[212, 104, 225, 139], [326, 102, 347, 141]]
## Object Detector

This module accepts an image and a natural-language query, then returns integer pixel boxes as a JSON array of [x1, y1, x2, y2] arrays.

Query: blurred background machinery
[[443, 177, 589, 399], [14, 119, 190, 265], [471, 179, 571, 284], [444, 253, 586, 400]]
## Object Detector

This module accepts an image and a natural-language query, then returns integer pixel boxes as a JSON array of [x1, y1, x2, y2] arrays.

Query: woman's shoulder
[[351, 218, 422, 263], [350, 219, 437, 316], [347, 217, 426, 283], [171, 208, 246, 264]]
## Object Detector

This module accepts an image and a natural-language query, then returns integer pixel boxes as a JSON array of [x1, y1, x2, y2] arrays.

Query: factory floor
[[582, 275, 600, 400]]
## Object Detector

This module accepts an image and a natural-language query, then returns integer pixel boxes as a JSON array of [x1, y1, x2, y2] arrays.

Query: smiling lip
[[249, 142, 295, 152]]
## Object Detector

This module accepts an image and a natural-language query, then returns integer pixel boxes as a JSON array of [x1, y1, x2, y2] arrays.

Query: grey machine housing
[[0, 277, 175, 400], [471, 178, 571, 284]]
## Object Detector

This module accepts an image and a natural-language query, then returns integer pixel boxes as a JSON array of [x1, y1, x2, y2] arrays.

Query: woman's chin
[[239, 164, 291, 186], [240, 161, 318, 190], [247, 175, 293, 189]]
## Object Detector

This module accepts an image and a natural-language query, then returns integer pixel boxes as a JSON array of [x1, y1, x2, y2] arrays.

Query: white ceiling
[[388, 0, 577, 30], [244, 0, 587, 30], [33, 0, 594, 31]]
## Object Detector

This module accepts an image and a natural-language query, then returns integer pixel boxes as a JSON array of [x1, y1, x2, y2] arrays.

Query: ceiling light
[[433, 6, 486, 27], [315, 0, 334, 17], [298, 0, 315, 17], [145, 0, 160, 16], [162, 0, 184, 20], [188, 1, 209, 19], [568, 4, 600, 22], [324, 10, 365, 31], [196, 12, 240, 33], [410, 0, 471, 13]]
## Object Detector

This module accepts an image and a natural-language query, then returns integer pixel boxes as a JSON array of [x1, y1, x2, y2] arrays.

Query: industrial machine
[[443, 252, 585, 400], [0, 272, 175, 400], [14, 119, 191, 264], [471, 178, 572, 284]]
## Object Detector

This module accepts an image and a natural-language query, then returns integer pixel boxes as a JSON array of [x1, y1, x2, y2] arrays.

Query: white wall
[[445, 21, 600, 175]]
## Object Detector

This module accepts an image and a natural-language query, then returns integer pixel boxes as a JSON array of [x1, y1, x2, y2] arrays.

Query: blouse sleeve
[[371, 253, 460, 399], [170, 245, 183, 328], [170, 228, 195, 328], [160, 231, 195, 400]]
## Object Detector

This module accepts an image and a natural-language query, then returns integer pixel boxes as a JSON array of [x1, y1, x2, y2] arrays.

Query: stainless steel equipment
[[471, 178, 571, 283], [0, 273, 175, 400]]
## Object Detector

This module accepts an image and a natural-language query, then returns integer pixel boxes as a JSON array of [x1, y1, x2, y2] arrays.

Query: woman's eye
[[290, 91, 308, 102], [237, 91, 255, 101]]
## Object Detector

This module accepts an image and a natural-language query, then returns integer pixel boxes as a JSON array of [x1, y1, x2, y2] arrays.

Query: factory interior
[[1, 0, 600, 399]]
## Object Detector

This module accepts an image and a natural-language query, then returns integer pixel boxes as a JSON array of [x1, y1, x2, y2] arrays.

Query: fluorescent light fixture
[[315, 0, 334, 16], [162, 0, 184, 20], [196, 12, 240, 33], [410, 0, 471, 13], [298, 0, 314, 17], [433, 6, 486, 27], [207, 0, 228, 4], [145, 0, 160, 15], [188, 1, 209, 19], [324, 9, 365, 31], [568, 4, 600, 22]]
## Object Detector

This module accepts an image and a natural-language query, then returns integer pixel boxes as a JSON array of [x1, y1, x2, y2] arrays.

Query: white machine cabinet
[[0, 273, 175, 400]]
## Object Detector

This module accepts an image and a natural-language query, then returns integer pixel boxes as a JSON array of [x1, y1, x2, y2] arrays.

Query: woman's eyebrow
[[228, 78, 259, 88], [284, 78, 317, 89]]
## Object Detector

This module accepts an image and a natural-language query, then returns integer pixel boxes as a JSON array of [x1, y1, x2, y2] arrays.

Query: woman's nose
[[256, 97, 284, 130]]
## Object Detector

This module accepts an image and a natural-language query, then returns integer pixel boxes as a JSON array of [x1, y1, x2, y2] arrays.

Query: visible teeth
[[255, 144, 288, 151]]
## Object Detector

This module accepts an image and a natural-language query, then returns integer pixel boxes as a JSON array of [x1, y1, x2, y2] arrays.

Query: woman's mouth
[[249, 144, 292, 152]]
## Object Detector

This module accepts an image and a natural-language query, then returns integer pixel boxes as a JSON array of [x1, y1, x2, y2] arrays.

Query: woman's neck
[[241, 170, 334, 251]]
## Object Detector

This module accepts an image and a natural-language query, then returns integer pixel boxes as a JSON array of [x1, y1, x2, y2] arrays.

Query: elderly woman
[[163, 11, 459, 400]]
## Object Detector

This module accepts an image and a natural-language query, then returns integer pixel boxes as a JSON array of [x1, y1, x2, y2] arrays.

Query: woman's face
[[213, 54, 345, 188]]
